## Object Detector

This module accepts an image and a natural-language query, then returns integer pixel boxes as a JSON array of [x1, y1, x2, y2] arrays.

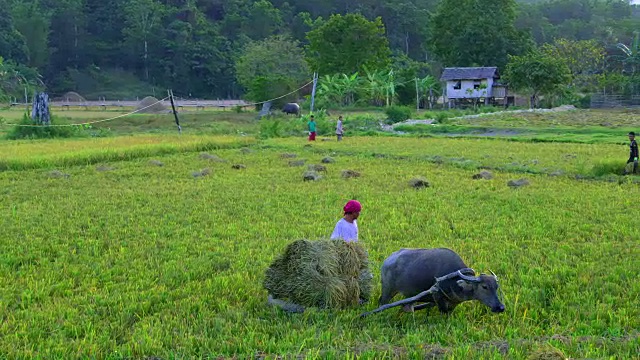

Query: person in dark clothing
[[626, 132, 638, 174]]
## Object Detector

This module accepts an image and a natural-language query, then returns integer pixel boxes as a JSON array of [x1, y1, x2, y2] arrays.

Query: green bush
[[575, 94, 591, 109], [591, 161, 625, 177], [258, 111, 332, 139], [258, 118, 285, 139], [6, 114, 87, 140], [434, 112, 450, 124], [384, 106, 413, 124]]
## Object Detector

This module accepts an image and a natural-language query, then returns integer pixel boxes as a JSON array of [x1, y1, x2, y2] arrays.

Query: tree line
[[0, 0, 639, 104]]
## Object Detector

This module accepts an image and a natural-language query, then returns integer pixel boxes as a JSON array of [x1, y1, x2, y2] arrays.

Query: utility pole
[[415, 78, 419, 112], [168, 89, 182, 134], [310, 72, 318, 113]]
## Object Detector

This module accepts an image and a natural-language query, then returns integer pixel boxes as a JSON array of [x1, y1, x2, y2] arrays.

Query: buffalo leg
[[378, 289, 398, 306]]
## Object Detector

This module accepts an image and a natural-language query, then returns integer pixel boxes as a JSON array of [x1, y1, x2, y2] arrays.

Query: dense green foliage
[[1, 0, 640, 101], [429, 0, 533, 69], [505, 50, 572, 107], [305, 13, 392, 75], [235, 35, 310, 105]]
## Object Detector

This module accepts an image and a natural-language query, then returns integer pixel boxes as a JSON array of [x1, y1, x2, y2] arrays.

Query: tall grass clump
[[591, 161, 626, 177], [6, 114, 85, 140], [258, 112, 332, 139]]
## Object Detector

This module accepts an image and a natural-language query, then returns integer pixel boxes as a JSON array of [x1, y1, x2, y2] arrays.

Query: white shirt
[[330, 218, 358, 242], [336, 120, 343, 134]]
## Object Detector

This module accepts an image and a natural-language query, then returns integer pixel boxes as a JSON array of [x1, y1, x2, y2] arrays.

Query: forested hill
[[1, 0, 639, 100]]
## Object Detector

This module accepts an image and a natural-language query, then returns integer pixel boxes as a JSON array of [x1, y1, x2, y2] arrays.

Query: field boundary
[[259, 142, 640, 184], [0, 136, 256, 171]]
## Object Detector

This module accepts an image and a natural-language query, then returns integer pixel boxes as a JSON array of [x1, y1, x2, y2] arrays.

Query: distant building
[[631, 0, 640, 17], [440, 67, 509, 108]]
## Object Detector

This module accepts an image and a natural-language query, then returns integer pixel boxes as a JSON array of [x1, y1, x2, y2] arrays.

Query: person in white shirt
[[336, 116, 344, 141], [331, 200, 361, 242]]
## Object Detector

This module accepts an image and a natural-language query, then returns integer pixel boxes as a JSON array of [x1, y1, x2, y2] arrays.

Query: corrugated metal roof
[[440, 67, 499, 81]]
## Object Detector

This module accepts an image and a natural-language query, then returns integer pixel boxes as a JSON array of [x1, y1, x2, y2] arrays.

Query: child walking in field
[[308, 115, 316, 141], [336, 116, 344, 141], [331, 200, 361, 242]]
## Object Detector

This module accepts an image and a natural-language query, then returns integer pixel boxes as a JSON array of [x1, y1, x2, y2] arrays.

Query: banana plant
[[317, 74, 345, 106], [363, 66, 386, 106], [337, 72, 360, 106], [385, 69, 396, 107], [614, 31, 640, 76], [418, 75, 440, 109]]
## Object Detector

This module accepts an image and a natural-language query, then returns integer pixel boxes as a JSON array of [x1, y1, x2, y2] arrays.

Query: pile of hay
[[472, 170, 493, 180], [308, 164, 327, 172], [136, 96, 167, 113], [191, 168, 211, 178], [289, 160, 306, 167], [303, 171, 321, 181], [200, 153, 226, 162], [409, 177, 430, 188], [61, 91, 86, 103], [264, 239, 372, 310], [48, 170, 70, 179], [342, 170, 361, 179], [508, 178, 530, 187], [527, 347, 566, 360]]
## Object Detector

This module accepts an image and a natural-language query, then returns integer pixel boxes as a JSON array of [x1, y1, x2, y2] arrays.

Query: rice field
[[1, 134, 639, 359]]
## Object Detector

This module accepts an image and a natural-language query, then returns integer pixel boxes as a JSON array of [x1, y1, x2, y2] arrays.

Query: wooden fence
[[590, 94, 640, 108]]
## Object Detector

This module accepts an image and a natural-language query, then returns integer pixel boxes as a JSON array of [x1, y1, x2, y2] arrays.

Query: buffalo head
[[456, 270, 505, 313]]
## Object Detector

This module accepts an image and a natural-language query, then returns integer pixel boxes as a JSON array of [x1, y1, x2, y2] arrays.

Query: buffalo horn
[[435, 267, 475, 282], [457, 271, 482, 283], [489, 270, 498, 281]]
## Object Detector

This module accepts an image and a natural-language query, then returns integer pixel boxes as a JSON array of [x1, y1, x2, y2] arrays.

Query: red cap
[[344, 200, 362, 213]]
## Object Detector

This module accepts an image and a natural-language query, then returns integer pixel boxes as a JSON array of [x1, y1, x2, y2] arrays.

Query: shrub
[[591, 161, 625, 177], [258, 118, 285, 139], [384, 106, 412, 124], [434, 112, 450, 124], [574, 94, 591, 109], [6, 114, 86, 140]]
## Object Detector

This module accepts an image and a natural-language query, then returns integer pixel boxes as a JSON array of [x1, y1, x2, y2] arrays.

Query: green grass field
[[1, 107, 640, 359]]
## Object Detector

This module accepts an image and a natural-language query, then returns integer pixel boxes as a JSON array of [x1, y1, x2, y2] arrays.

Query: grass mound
[[263, 239, 372, 310], [136, 96, 167, 113], [60, 91, 86, 103]]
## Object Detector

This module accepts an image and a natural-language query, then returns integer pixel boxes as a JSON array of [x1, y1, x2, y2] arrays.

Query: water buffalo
[[361, 248, 505, 317], [282, 103, 300, 116]]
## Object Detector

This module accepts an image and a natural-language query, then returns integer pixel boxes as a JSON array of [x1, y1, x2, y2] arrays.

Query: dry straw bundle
[[264, 239, 372, 311]]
